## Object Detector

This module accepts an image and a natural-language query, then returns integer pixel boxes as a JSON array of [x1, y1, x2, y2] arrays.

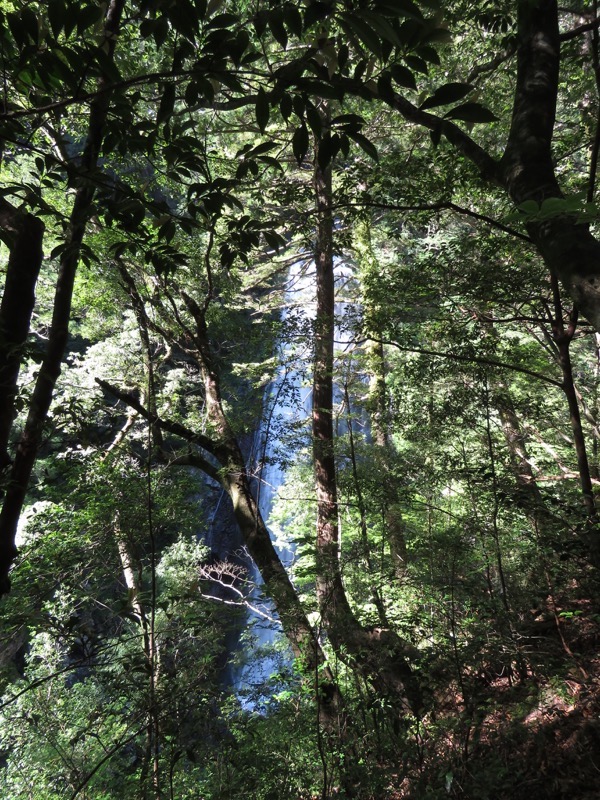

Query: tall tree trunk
[[98, 292, 343, 723], [354, 218, 408, 580], [343, 382, 388, 626], [359, 0, 600, 330], [0, 0, 126, 596], [500, 0, 600, 331], [547, 277, 600, 562], [495, 389, 557, 536], [114, 514, 160, 800], [179, 291, 334, 684], [312, 132, 421, 714], [0, 201, 44, 468]]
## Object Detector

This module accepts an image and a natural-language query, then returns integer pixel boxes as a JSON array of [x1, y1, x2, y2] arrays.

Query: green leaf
[[158, 83, 176, 124], [253, 9, 269, 37], [140, 18, 156, 39], [340, 15, 382, 57], [255, 88, 270, 133], [292, 124, 309, 165], [539, 197, 568, 218], [207, 12, 239, 28], [292, 94, 305, 119], [374, 0, 424, 20], [280, 93, 293, 121], [443, 101, 498, 123], [21, 7, 39, 43], [229, 30, 250, 65], [185, 81, 199, 106], [317, 132, 332, 171], [338, 43, 349, 70], [48, 0, 66, 38], [154, 16, 170, 48], [360, 10, 404, 47], [416, 45, 441, 64], [430, 124, 442, 148], [332, 113, 365, 127], [422, 27, 453, 44], [264, 230, 285, 251], [236, 161, 250, 179], [348, 130, 379, 162], [268, 10, 288, 49], [403, 54, 428, 74], [337, 134, 349, 158], [77, 4, 103, 36], [420, 82, 473, 110], [303, 1, 333, 30], [377, 72, 395, 102], [353, 59, 367, 81], [8, 12, 31, 47], [283, 3, 303, 37], [169, 0, 200, 39], [248, 141, 277, 157], [317, 133, 341, 171], [159, 219, 177, 243], [391, 63, 417, 90], [516, 200, 539, 215], [305, 103, 323, 137], [257, 155, 284, 172]]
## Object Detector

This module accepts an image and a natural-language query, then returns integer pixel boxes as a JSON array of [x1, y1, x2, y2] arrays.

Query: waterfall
[[232, 258, 358, 709]]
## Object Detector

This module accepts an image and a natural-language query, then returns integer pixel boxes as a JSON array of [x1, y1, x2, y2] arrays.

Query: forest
[[2, 0, 600, 797]]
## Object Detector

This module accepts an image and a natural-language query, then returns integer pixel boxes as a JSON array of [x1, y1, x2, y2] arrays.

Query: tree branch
[[362, 338, 564, 389], [560, 17, 600, 41], [333, 199, 531, 242], [95, 378, 220, 475], [335, 77, 502, 184]]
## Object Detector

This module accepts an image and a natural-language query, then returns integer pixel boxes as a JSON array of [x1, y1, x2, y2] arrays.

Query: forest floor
[[396, 581, 600, 799]]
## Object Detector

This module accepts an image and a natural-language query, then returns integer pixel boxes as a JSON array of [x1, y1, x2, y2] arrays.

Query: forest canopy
[[2, 1, 600, 798]]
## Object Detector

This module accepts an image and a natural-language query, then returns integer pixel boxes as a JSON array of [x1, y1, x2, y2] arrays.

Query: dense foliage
[[2, 0, 600, 798]]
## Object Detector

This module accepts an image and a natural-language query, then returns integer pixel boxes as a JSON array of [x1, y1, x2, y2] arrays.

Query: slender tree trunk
[[343, 382, 388, 626], [117, 262, 164, 452], [353, 219, 408, 579], [0, 0, 126, 596], [103, 286, 343, 720], [495, 389, 556, 534], [180, 293, 322, 661], [114, 519, 160, 800], [312, 131, 421, 714], [548, 277, 600, 562]]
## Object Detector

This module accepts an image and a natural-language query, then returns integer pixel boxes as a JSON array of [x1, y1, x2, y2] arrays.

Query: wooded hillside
[[1, 1, 600, 798]]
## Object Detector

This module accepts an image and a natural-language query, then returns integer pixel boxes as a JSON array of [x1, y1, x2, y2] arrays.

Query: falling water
[[232, 258, 358, 709]]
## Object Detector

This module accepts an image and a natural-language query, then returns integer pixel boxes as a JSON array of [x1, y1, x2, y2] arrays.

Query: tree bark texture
[[0, 0, 126, 597], [312, 135, 421, 714]]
